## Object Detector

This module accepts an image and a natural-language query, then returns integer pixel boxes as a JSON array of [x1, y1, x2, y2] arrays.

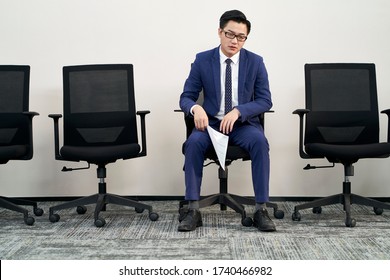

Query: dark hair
[[219, 10, 251, 34]]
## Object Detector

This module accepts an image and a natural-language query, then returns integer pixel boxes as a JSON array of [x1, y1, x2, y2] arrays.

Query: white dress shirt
[[216, 47, 240, 120]]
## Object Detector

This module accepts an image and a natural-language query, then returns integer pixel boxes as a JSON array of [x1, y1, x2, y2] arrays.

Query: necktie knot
[[226, 58, 232, 65]]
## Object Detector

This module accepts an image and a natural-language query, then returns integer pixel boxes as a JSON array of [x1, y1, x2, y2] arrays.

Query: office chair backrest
[[0, 65, 31, 155], [62, 64, 138, 147], [304, 63, 379, 145], [0, 65, 30, 113]]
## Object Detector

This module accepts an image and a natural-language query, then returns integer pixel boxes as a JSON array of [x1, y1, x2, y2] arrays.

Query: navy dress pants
[[183, 122, 270, 203]]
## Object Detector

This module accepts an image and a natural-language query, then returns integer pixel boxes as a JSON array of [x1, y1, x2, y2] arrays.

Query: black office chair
[[48, 64, 158, 227], [292, 63, 390, 227], [176, 98, 284, 227], [0, 65, 43, 225]]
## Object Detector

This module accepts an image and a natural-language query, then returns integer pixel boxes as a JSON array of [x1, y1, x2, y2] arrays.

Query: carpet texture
[[1, 200, 390, 260]]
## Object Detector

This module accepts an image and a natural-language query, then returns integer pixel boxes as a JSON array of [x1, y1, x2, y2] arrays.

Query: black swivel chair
[[292, 63, 390, 227], [176, 96, 284, 227], [48, 64, 158, 227], [0, 65, 43, 225]]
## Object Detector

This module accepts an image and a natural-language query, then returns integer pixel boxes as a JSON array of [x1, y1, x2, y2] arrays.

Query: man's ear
[[217, 28, 223, 38]]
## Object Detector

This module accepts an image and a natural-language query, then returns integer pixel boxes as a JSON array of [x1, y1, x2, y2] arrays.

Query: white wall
[[1, 0, 390, 199]]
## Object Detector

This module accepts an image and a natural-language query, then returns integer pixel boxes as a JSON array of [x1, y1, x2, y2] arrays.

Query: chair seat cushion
[[305, 142, 390, 162], [206, 145, 250, 161], [0, 145, 28, 163], [182, 142, 251, 162], [60, 144, 141, 164]]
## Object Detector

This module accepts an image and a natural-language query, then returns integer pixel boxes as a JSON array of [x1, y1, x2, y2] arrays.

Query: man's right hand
[[192, 105, 209, 131]]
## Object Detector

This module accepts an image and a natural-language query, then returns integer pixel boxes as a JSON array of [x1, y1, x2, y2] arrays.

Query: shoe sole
[[253, 221, 276, 232], [178, 220, 203, 232]]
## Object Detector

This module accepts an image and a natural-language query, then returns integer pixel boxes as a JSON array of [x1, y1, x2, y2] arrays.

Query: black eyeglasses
[[223, 30, 247, 42]]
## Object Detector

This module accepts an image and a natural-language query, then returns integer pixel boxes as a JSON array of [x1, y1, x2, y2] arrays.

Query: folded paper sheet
[[206, 126, 229, 170]]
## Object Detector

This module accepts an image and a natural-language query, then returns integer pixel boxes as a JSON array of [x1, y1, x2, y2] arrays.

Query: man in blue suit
[[179, 10, 275, 232]]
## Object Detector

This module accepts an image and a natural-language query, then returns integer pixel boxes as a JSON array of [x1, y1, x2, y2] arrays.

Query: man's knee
[[250, 133, 269, 153], [184, 131, 211, 153]]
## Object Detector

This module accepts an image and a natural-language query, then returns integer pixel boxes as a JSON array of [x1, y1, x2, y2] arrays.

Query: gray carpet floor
[[1, 200, 390, 260]]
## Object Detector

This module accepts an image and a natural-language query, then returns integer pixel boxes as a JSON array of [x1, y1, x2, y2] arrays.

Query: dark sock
[[188, 200, 199, 210], [255, 203, 267, 211]]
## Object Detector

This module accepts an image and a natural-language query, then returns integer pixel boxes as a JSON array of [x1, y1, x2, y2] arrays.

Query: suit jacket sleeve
[[179, 54, 203, 116]]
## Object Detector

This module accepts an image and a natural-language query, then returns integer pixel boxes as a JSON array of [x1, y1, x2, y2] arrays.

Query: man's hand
[[220, 108, 240, 134], [193, 105, 209, 131]]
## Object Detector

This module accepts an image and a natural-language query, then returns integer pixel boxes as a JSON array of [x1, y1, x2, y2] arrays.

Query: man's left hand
[[220, 108, 240, 134]]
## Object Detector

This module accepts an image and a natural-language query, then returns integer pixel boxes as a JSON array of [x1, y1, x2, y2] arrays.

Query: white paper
[[207, 126, 229, 170]]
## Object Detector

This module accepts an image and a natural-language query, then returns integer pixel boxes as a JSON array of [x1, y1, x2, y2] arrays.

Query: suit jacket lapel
[[212, 47, 221, 107], [238, 49, 247, 104]]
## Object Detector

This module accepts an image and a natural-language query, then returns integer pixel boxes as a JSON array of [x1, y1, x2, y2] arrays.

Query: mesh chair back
[[304, 63, 379, 145], [0, 66, 31, 147], [62, 64, 138, 147]]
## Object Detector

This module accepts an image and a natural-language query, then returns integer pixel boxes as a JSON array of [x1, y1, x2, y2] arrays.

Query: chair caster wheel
[[76, 205, 87, 214], [292, 211, 301, 221], [374, 207, 383, 215], [274, 209, 285, 219], [242, 216, 253, 227], [34, 207, 44, 216], [135, 207, 144, 213], [25, 216, 35, 225], [345, 217, 356, 227], [149, 212, 159, 221], [95, 217, 106, 227], [313, 206, 322, 214], [49, 213, 60, 223]]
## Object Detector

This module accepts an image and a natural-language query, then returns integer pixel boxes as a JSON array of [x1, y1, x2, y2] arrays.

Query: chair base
[[49, 192, 159, 227], [49, 165, 159, 227], [292, 183, 390, 227], [180, 193, 284, 227], [0, 196, 44, 225]]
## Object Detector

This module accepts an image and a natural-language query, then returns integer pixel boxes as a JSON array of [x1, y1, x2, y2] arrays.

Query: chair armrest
[[136, 110, 150, 157], [260, 110, 274, 131], [48, 114, 63, 160], [20, 111, 39, 160], [175, 109, 194, 139], [23, 111, 40, 118], [174, 109, 274, 137], [292, 109, 310, 116], [381, 109, 390, 142], [293, 109, 311, 159]]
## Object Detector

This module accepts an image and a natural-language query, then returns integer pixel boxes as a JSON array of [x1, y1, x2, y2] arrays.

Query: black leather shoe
[[178, 209, 202, 232], [253, 208, 276, 232]]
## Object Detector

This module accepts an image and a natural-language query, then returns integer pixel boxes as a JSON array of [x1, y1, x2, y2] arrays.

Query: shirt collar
[[219, 47, 240, 65]]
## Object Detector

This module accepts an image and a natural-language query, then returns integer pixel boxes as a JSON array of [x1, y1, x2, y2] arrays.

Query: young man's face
[[218, 20, 248, 57]]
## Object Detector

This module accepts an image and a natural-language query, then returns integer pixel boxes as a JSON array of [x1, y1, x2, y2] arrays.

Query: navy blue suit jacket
[[180, 46, 272, 129]]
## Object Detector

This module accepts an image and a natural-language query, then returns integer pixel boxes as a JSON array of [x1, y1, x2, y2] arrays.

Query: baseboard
[[6, 195, 390, 202]]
